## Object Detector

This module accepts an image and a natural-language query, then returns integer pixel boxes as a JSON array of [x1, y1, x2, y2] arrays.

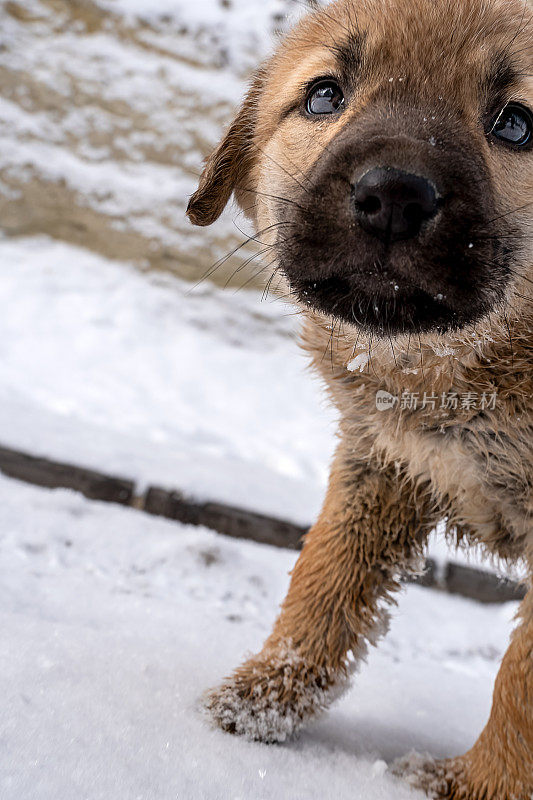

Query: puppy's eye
[[491, 103, 533, 149], [306, 80, 345, 116]]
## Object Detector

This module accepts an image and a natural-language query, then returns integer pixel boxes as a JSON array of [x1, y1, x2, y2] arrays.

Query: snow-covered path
[[0, 474, 518, 800], [0, 235, 334, 525]]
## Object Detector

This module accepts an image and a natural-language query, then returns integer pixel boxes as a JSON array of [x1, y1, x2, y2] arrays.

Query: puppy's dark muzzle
[[353, 167, 441, 242], [277, 108, 509, 336]]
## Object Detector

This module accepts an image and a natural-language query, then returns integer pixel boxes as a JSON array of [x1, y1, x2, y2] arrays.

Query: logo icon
[[375, 390, 397, 411]]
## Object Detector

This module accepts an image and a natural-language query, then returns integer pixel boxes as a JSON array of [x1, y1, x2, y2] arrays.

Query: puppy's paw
[[391, 752, 467, 799], [203, 643, 346, 743]]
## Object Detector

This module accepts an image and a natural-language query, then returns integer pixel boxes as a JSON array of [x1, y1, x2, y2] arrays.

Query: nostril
[[357, 195, 382, 215], [403, 201, 425, 226]]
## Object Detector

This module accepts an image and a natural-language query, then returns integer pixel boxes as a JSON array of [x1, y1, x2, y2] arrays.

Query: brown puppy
[[187, 1, 533, 797]]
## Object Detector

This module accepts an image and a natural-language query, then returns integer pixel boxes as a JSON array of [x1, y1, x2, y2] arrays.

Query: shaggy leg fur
[[204, 444, 436, 742], [393, 588, 533, 799]]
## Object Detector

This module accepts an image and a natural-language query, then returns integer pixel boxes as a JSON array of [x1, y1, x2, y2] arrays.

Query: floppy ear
[[186, 72, 264, 227]]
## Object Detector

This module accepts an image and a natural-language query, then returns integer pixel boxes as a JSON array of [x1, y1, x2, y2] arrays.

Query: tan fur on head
[[188, 2, 533, 798]]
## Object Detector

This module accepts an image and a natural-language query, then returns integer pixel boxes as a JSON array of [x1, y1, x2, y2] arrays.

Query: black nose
[[353, 167, 439, 242]]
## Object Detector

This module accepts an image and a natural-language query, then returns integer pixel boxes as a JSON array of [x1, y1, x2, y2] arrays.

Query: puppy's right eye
[[490, 103, 533, 149], [306, 80, 345, 116]]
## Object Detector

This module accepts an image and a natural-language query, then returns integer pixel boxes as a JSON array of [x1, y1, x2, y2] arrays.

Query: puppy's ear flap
[[186, 71, 264, 227]]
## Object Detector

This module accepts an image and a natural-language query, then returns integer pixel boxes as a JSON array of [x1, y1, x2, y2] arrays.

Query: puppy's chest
[[378, 408, 526, 484], [346, 375, 533, 521]]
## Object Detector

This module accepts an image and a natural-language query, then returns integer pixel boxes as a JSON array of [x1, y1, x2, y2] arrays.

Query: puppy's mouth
[[278, 205, 510, 336], [293, 272, 461, 336]]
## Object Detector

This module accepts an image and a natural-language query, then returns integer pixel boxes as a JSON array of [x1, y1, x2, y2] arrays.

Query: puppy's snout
[[353, 167, 439, 242]]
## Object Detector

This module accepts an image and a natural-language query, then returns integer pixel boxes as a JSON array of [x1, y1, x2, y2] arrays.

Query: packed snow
[[0, 473, 520, 800], [0, 234, 333, 522]]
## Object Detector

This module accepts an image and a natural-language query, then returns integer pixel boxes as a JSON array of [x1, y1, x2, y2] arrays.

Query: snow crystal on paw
[[203, 680, 299, 743], [202, 643, 353, 744], [391, 751, 450, 798], [371, 759, 388, 778]]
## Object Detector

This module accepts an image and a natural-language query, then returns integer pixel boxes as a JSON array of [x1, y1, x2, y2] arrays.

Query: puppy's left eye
[[306, 80, 345, 116], [491, 103, 533, 149]]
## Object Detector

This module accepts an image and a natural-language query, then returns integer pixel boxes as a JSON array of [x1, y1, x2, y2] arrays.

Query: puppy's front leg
[[205, 444, 434, 742]]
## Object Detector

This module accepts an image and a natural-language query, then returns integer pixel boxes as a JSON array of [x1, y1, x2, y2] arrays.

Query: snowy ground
[[0, 473, 519, 800], [0, 234, 333, 524], [0, 236, 521, 798]]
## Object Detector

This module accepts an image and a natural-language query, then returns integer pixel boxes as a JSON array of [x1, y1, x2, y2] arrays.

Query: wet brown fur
[[187, 1, 533, 797]]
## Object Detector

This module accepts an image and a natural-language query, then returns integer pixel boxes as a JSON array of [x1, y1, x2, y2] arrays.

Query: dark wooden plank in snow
[[445, 562, 526, 604], [0, 443, 526, 603], [143, 487, 307, 550], [0, 446, 134, 505]]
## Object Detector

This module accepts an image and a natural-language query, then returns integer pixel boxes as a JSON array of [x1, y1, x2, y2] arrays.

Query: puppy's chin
[[291, 277, 458, 336], [275, 195, 513, 338], [278, 231, 510, 338], [286, 268, 493, 337]]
